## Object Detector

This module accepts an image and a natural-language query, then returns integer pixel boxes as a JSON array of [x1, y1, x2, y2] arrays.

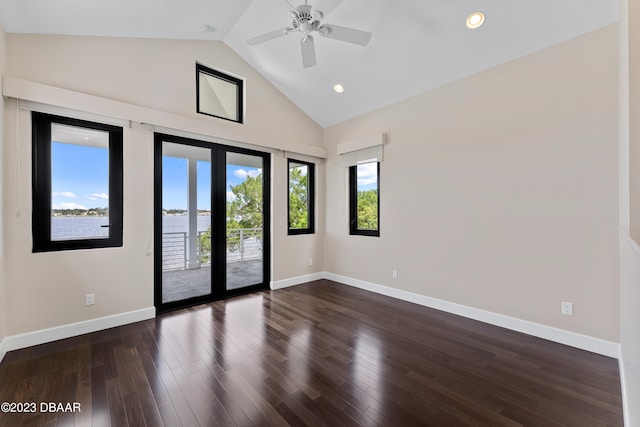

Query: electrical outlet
[[561, 301, 573, 316], [86, 293, 95, 306], [392, 269, 398, 279], [308, 258, 313, 266]]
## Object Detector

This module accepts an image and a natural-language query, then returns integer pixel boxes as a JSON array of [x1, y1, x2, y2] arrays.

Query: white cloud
[[52, 191, 76, 198], [226, 191, 236, 202], [357, 162, 378, 186], [53, 202, 87, 210], [233, 169, 261, 179], [87, 193, 109, 201]]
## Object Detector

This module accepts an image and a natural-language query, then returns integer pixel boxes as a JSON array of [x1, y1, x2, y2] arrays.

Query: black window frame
[[32, 112, 124, 252], [196, 63, 244, 124], [349, 162, 380, 237], [287, 158, 315, 235]]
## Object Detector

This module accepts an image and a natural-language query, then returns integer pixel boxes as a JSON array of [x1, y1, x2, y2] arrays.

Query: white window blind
[[337, 132, 386, 167]]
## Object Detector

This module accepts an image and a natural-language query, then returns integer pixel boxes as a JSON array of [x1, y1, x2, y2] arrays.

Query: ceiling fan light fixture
[[333, 84, 345, 94], [466, 12, 485, 29]]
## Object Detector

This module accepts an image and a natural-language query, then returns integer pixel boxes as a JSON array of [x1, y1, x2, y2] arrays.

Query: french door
[[154, 133, 270, 313]]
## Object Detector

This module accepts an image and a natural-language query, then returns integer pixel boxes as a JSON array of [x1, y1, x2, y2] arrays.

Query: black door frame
[[154, 133, 271, 313]]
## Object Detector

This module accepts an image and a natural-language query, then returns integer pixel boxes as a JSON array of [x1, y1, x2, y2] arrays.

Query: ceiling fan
[[246, 0, 373, 68]]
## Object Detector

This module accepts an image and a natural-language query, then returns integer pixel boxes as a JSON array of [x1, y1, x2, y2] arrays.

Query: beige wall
[[2, 35, 324, 335], [4, 111, 155, 334], [619, 237, 640, 426], [6, 35, 323, 150], [0, 23, 6, 348], [631, 0, 640, 242], [620, 0, 640, 424], [272, 153, 325, 281], [324, 25, 620, 341]]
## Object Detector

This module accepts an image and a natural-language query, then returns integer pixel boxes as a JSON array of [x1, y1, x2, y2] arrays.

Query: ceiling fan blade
[[300, 36, 317, 68], [319, 24, 372, 46], [314, 0, 342, 17], [246, 28, 289, 46]]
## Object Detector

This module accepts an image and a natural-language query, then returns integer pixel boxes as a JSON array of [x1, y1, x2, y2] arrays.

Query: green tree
[[288, 166, 309, 229], [228, 174, 263, 229], [357, 189, 378, 230], [198, 175, 264, 262], [199, 230, 211, 264]]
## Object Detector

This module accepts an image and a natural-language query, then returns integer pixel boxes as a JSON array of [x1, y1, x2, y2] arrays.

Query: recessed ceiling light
[[466, 12, 485, 29], [333, 84, 345, 94]]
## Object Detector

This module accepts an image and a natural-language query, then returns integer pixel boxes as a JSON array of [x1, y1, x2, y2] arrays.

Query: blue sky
[[51, 144, 370, 210], [161, 157, 210, 210], [51, 142, 110, 210], [161, 157, 261, 210], [357, 162, 378, 191], [52, 145, 262, 211]]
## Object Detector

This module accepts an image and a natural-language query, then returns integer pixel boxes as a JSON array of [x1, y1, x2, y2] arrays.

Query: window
[[196, 63, 244, 123], [349, 162, 380, 236], [288, 159, 315, 235], [32, 112, 123, 252]]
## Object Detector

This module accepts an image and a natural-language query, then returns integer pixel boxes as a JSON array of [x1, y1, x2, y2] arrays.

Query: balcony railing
[[161, 228, 262, 272], [162, 232, 187, 271]]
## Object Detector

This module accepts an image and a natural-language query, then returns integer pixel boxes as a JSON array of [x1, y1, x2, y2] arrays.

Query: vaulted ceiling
[[0, 0, 619, 127]]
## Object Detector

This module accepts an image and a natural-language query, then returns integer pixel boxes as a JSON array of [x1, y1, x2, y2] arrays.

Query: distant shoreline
[[52, 216, 110, 219], [50, 213, 211, 239], [51, 211, 212, 218]]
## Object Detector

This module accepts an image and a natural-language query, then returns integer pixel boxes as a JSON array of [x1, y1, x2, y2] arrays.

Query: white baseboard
[[271, 272, 324, 290], [619, 355, 631, 427], [0, 273, 621, 364], [0, 307, 156, 358], [0, 337, 7, 364], [323, 272, 620, 359]]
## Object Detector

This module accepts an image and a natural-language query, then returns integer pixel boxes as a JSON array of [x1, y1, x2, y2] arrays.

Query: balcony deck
[[161, 259, 263, 303]]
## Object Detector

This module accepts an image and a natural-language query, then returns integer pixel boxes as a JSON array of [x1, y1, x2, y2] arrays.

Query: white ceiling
[[0, 0, 620, 128]]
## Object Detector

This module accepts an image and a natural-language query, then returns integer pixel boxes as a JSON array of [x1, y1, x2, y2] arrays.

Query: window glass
[[288, 159, 314, 234], [350, 162, 379, 236], [196, 63, 244, 123], [32, 112, 123, 252], [50, 124, 110, 241]]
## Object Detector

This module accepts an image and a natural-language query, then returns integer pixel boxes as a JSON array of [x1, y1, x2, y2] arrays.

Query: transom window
[[196, 63, 244, 123]]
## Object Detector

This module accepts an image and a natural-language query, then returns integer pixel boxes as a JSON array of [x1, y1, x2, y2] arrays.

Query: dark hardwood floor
[[0, 280, 623, 426]]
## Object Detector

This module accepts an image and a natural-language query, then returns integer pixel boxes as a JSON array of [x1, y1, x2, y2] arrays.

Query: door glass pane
[[226, 152, 263, 290], [161, 141, 212, 303], [50, 124, 110, 241]]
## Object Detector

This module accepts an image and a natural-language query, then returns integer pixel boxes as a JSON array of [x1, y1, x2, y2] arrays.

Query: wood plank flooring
[[0, 280, 623, 426]]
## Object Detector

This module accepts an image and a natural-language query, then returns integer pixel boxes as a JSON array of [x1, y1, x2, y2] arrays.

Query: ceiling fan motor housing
[[291, 5, 325, 35], [295, 5, 313, 21]]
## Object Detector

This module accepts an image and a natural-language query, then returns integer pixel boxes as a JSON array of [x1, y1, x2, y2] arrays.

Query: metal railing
[[162, 232, 187, 271], [162, 228, 262, 272], [226, 228, 262, 263]]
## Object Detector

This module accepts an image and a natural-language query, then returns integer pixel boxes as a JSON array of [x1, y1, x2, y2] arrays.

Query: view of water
[[51, 215, 211, 240], [51, 217, 109, 240], [162, 215, 211, 233]]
